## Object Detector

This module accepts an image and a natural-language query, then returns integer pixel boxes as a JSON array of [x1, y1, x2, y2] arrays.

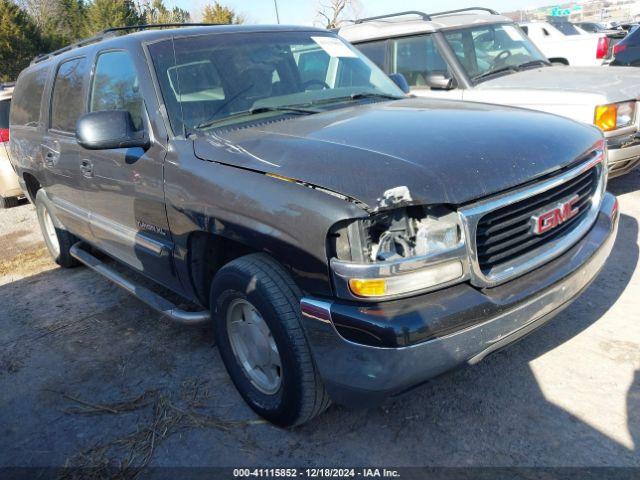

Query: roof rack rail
[[431, 7, 499, 17], [100, 22, 218, 34], [30, 23, 217, 66], [354, 7, 499, 25], [355, 11, 432, 24]]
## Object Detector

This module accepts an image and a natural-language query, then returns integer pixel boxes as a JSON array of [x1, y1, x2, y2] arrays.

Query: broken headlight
[[329, 206, 467, 300]]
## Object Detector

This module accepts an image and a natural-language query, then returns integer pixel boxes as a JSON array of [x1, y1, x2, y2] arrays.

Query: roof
[[26, 24, 327, 70], [339, 12, 513, 43]]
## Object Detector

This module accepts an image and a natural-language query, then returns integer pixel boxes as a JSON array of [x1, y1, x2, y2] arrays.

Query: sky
[[172, 0, 555, 25]]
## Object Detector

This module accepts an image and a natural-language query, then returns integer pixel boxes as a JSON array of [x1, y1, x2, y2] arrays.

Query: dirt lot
[[0, 172, 639, 472]]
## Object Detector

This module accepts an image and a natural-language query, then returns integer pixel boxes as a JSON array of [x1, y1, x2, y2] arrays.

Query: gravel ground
[[0, 171, 638, 472]]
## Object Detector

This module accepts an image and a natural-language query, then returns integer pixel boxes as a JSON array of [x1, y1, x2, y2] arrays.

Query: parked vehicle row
[[4, 14, 624, 427], [339, 9, 640, 177], [519, 20, 612, 66]]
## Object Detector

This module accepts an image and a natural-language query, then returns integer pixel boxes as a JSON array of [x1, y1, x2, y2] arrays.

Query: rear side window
[[10, 67, 48, 127], [90, 51, 144, 131], [0, 100, 9, 129], [390, 35, 449, 87], [357, 41, 387, 70], [50, 57, 89, 133]]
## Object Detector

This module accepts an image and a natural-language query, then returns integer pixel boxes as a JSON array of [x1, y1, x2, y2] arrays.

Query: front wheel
[[35, 190, 79, 268], [210, 253, 330, 427]]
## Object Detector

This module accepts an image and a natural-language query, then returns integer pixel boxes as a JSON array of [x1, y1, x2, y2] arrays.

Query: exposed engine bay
[[330, 205, 462, 264]]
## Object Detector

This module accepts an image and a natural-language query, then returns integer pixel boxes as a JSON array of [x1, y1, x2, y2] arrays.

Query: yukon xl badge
[[531, 195, 581, 236], [136, 220, 167, 236]]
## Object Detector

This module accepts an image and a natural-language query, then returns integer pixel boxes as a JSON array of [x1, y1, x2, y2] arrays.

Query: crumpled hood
[[194, 98, 601, 209], [478, 66, 640, 101]]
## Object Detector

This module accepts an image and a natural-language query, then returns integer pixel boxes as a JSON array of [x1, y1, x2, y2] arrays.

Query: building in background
[[504, 0, 640, 23]]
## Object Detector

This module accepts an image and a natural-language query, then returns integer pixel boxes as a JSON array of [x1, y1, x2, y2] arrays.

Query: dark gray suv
[[9, 24, 619, 426]]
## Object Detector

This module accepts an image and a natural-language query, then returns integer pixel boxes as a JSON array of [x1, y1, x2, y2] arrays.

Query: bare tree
[[16, 0, 58, 29], [315, 0, 361, 29]]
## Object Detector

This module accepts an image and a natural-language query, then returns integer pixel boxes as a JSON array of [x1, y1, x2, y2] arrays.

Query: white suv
[[339, 8, 640, 177]]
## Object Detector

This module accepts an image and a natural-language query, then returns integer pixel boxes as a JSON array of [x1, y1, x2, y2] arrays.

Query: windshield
[[443, 23, 548, 83], [148, 31, 404, 134], [550, 21, 581, 36]]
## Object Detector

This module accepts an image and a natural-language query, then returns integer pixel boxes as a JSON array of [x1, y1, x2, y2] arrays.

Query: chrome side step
[[70, 243, 210, 326]]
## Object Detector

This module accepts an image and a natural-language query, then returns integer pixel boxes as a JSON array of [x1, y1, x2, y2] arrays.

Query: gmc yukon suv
[[9, 24, 619, 427]]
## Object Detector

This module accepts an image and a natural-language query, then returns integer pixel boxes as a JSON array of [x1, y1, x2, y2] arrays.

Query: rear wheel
[[0, 195, 19, 209], [35, 190, 79, 268], [210, 253, 330, 427]]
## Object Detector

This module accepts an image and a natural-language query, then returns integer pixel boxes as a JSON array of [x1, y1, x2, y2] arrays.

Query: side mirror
[[388, 73, 410, 94], [425, 72, 454, 90], [76, 110, 149, 151]]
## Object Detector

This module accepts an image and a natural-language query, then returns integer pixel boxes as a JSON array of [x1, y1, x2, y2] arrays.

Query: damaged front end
[[328, 196, 470, 301]]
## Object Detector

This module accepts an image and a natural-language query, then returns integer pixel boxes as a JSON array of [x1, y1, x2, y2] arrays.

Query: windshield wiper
[[349, 92, 405, 101], [517, 59, 551, 70], [472, 66, 519, 83], [310, 91, 404, 106], [195, 106, 320, 130]]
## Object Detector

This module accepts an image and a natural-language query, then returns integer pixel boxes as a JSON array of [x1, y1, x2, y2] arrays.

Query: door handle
[[41, 144, 59, 167], [80, 159, 94, 178], [44, 151, 55, 167]]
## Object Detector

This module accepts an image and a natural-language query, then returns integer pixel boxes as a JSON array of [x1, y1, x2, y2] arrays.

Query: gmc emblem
[[531, 195, 581, 235]]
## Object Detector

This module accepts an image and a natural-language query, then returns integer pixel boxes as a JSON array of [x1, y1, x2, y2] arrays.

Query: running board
[[70, 243, 210, 326]]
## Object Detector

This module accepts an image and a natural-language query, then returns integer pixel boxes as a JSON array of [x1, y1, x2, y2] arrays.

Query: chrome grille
[[475, 167, 598, 273]]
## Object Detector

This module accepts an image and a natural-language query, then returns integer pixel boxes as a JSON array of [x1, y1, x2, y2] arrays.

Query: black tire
[[210, 253, 331, 427], [35, 190, 79, 268], [0, 195, 19, 209]]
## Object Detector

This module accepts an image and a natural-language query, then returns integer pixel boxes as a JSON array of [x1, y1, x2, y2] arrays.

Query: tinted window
[[50, 57, 88, 133], [10, 67, 48, 127], [0, 100, 9, 129], [357, 41, 387, 70], [551, 21, 580, 36], [90, 51, 143, 130], [390, 36, 449, 87]]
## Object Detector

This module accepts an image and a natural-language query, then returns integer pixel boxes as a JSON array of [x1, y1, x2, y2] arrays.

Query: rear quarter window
[[10, 66, 49, 128]]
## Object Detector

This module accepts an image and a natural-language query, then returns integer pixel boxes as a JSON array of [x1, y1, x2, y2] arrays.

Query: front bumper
[[607, 133, 640, 178], [301, 193, 619, 407]]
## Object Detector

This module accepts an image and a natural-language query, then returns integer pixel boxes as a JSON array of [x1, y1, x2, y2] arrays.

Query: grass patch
[[0, 246, 53, 278]]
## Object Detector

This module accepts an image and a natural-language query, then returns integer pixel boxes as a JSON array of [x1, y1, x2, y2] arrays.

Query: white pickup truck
[[519, 21, 612, 66], [339, 8, 640, 177]]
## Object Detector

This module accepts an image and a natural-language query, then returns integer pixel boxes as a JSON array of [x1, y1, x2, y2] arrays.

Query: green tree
[[43, 0, 88, 50], [201, 2, 244, 24], [138, 0, 190, 24], [0, 0, 44, 81], [86, 0, 141, 34]]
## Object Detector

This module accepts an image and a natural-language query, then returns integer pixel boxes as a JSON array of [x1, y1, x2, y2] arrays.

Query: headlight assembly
[[594, 101, 636, 132], [329, 206, 468, 300]]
